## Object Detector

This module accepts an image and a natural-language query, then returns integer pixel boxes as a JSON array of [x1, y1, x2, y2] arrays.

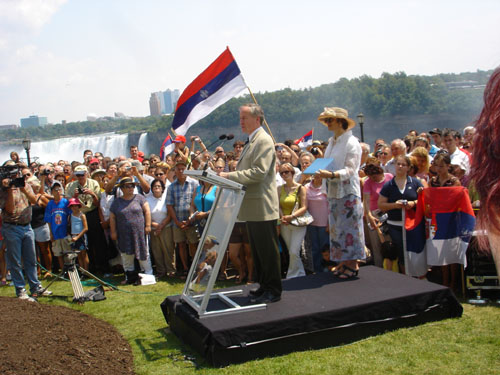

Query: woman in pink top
[[305, 174, 329, 273], [362, 162, 393, 267]]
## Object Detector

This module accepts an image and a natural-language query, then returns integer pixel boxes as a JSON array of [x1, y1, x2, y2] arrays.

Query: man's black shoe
[[248, 287, 265, 297], [250, 291, 281, 304]]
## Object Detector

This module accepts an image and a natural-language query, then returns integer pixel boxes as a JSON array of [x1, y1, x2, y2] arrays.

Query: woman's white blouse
[[323, 130, 362, 199]]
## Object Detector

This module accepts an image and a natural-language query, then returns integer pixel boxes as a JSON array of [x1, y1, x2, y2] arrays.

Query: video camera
[[0, 165, 25, 188]]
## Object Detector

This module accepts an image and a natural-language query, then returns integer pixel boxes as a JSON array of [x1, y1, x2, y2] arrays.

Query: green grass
[[1, 275, 499, 375]]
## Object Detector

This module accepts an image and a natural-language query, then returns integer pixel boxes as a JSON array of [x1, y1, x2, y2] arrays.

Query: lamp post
[[22, 138, 31, 166], [357, 113, 365, 143]]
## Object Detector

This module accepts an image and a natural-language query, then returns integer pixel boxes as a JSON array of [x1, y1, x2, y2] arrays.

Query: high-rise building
[[149, 93, 161, 116], [163, 89, 180, 114], [20, 115, 48, 128]]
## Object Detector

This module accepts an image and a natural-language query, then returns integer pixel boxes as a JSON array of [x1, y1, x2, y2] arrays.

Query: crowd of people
[[0, 100, 487, 300]]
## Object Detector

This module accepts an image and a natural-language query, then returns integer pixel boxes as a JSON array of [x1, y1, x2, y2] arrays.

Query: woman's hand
[[145, 225, 151, 235], [281, 214, 294, 225], [316, 169, 336, 179]]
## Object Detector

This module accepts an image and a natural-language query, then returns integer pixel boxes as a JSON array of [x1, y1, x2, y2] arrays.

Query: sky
[[0, 0, 499, 125]]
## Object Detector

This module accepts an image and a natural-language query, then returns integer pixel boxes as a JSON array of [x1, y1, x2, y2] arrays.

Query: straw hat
[[317, 107, 356, 130]]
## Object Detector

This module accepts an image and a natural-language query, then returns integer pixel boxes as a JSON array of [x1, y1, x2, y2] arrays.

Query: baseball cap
[[74, 165, 88, 175], [429, 128, 442, 136], [68, 198, 82, 207], [173, 135, 186, 143]]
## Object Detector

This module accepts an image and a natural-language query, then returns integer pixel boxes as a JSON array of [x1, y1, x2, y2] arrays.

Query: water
[[0, 132, 148, 164]]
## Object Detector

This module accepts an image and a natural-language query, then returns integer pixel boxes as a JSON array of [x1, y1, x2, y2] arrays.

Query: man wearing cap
[[38, 164, 56, 194], [429, 128, 443, 149], [219, 103, 282, 303], [88, 158, 101, 175], [66, 165, 108, 272], [0, 165, 50, 300]]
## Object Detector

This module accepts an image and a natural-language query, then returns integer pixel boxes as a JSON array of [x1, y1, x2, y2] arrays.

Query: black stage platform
[[161, 266, 462, 366]]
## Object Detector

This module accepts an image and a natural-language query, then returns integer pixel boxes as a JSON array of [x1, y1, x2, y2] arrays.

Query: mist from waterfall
[[0, 133, 146, 164]]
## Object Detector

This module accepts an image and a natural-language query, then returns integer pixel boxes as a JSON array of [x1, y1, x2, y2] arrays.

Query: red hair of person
[[470, 66, 500, 249]]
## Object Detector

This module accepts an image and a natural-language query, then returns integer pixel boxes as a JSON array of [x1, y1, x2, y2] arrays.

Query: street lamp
[[357, 113, 365, 143], [22, 138, 31, 166]]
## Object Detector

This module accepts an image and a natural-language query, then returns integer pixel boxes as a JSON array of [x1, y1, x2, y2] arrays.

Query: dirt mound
[[0, 297, 135, 375]]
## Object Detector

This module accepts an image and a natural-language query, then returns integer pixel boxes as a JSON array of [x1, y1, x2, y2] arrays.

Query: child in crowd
[[68, 198, 89, 271], [44, 181, 71, 271]]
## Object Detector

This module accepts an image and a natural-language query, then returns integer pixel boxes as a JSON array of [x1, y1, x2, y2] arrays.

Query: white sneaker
[[18, 290, 37, 302], [32, 288, 53, 298]]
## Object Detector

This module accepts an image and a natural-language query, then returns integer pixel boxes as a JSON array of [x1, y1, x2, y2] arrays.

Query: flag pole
[[247, 86, 276, 144], [402, 208, 410, 276]]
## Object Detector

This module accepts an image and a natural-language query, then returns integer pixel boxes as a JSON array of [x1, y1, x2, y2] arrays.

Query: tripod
[[40, 251, 117, 303]]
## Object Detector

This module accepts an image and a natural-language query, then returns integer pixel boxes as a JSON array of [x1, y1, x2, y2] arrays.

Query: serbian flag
[[405, 186, 476, 276], [171, 47, 247, 135], [159, 134, 174, 161], [295, 130, 313, 149]]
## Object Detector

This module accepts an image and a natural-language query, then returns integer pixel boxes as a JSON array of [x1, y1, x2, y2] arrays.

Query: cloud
[[0, 0, 67, 32]]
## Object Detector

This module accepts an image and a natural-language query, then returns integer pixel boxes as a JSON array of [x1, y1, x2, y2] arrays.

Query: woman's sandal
[[331, 265, 345, 276], [338, 266, 359, 279]]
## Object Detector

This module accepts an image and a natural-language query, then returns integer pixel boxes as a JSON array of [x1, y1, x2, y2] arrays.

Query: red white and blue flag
[[295, 130, 313, 149], [405, 186, 475, 276], [159, 134, 174, 161], [171, 47, 247, 135]]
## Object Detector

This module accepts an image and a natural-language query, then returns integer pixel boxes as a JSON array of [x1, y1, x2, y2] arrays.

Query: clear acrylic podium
[[181, 169, 267, 318]]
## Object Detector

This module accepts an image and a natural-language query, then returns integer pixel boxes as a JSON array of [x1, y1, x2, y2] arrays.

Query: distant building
[[149, 93, 162, 116], [162, 89, 180, 114], [0, 124, 19, 130], [148, 89, 180, 116], [20, 115, 48, 128]]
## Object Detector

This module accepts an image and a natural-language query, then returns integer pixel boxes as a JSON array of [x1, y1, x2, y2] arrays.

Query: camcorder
[[0, 165, 25, 188]]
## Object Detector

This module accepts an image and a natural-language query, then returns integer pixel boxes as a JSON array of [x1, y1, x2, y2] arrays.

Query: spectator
[[385, 139, 406, 176], [442, 129, 470, 178], [110, 177, 152, 284], [173, 135, 190, 164], [378, 144, 391, 169], [305, 173, 329, 273], [410, 146, 431, 183], [233, 140, 245, 160], [146, 179, 175, 278], [67, 198, 89, 272], [362, 162, 393, 268], [45, 181, 71, 271], [0, 167, 51, 300], [378, 155, 423, 274], [429, 128, 443, 148], [130, 145, 143, 162], [166, 160, 199, 278], [10, 151, 20, 163], [66, 165, 108, 273]]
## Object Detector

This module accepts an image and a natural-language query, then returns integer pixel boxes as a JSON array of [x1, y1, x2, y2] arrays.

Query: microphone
[[219, 133, 234, 147], [205, 134, 227, 149]]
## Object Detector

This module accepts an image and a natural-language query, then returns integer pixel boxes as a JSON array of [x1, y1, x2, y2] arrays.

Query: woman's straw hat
[[318, 107, 356, 130]]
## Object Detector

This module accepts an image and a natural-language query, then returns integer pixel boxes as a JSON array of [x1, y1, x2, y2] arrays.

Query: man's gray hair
[[360, 142, 371, 153], [241, 103, 264, 125], [391, 139, 406, 150]]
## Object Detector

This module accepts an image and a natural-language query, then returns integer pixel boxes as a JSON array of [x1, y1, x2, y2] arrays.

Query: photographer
[[0, 162, 50, 300], [38, 164, 56, 194]]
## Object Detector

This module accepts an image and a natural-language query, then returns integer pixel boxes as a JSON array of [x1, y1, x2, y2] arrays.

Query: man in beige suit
[[220, 104, 282, 303]]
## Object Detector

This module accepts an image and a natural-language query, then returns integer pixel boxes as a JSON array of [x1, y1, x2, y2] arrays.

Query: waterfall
[[138, 133, 149, 156], [0, 132, 132, 164]]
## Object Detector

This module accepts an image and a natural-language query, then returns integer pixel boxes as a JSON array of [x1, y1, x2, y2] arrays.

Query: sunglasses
[[155, 173, 165, 176], [280, 170, 292, 175], [381, 152, 389, 156], [122, 184, 135, 189]]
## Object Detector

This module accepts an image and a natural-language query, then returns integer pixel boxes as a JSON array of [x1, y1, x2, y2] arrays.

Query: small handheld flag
[[295, 130, 313, 149]]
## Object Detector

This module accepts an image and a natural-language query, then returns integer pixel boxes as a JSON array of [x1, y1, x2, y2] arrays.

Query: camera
[[42, 168, 53, 176], [400, 200, 408, 206], [77, 187, 84, 194], [0, 165, 25, 188], [311, 147, 320, 156]]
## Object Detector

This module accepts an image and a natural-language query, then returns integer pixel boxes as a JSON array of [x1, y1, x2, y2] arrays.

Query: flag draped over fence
[[171, 47, 247, 136], [295, 130, 313, 148], [405, 186, 475, 276]]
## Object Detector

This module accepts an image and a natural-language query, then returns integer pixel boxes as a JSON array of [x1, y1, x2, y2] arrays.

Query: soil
[[0, 296, 135, 375]]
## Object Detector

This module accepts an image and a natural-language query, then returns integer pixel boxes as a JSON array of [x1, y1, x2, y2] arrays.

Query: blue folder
[[302, 158, 334, 174]]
